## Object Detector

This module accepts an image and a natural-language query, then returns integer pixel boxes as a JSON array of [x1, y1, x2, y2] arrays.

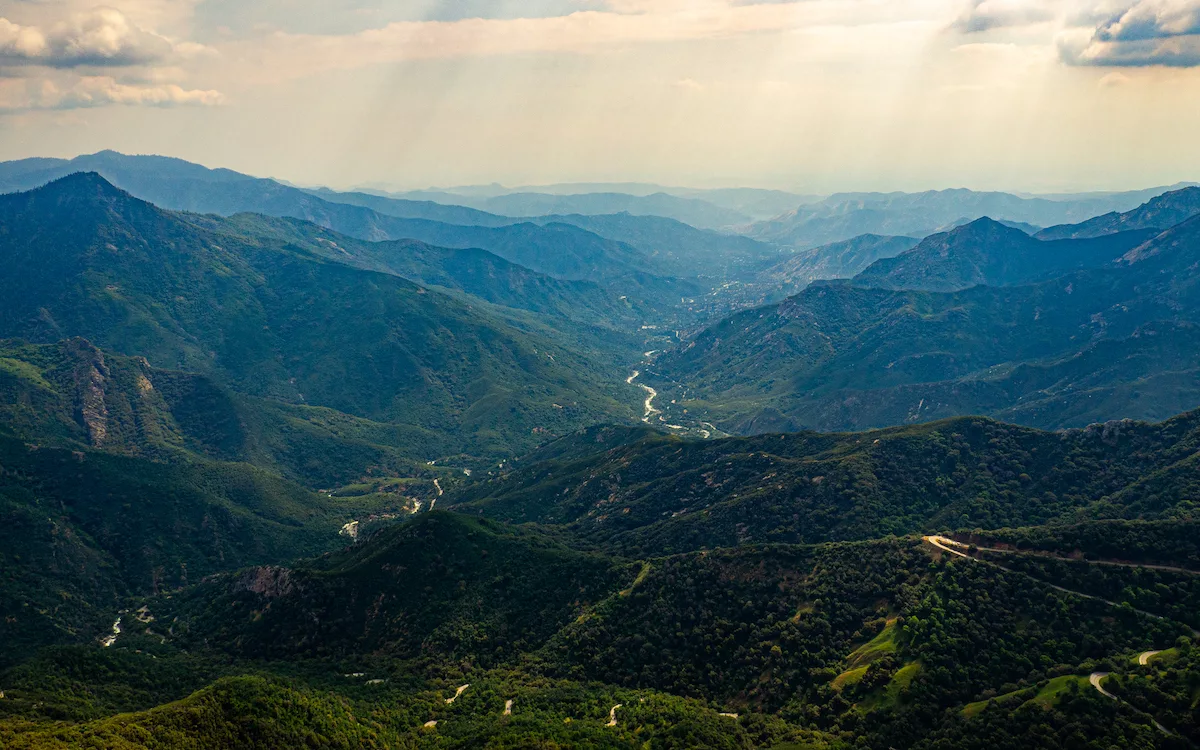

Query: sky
[[1, 0, 1200, 193]]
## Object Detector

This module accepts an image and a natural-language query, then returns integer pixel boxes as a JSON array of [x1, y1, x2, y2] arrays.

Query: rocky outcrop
[[234, 566, 297, 599], [65, 338, 109, 446]]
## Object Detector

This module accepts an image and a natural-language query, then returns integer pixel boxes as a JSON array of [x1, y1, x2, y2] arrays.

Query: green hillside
[[159, 512, 637, 663], [0, 174, 640, 470], [187, 212, 648, 332], [651, 215, 1200, 434], [448, 412, 1200, 554], [12, 507, 1189, 749], [0, 433, 392, 667]]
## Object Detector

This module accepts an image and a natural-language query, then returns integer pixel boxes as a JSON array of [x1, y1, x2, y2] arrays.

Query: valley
[[2, 153, 1200, 750]]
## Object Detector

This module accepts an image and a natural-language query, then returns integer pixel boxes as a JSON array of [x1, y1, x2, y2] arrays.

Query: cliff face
[[66, 338, 110, 447]]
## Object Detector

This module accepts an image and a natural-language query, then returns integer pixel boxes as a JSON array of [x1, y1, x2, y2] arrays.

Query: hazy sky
[[2, 0, 1200, 192]]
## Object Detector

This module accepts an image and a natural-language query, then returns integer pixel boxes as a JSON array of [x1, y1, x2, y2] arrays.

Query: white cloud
[[216, 0, 951, 84], [0, 7, 178, 68], [0, 73, 222, 110], [0, 6, 221, 112]]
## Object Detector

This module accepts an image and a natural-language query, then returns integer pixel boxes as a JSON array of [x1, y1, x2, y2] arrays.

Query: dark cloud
[[1063, 1, 1200, 66], [1096, 1, 1200, 40]]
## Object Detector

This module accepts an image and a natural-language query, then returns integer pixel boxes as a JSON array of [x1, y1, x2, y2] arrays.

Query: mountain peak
[[37, 171, 129, 199], [950, 215, 1016, 234]]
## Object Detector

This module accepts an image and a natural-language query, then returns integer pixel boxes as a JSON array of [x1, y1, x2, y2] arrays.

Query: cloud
[[951, 0, 1056, 33], [0, 7, 174, 68], [218, 1, 951, 84], [1094, 0, 1200, 41], [0, 73, 222, 111], [1062, 0, 1200, 66]]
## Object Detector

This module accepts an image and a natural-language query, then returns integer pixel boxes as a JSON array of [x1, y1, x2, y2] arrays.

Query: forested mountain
[[0, 152, 785, 290], [322, 214, 662, 282], [0, 174, 639, 468], [0, 432, 372, 666], [184, 213, 647, 331], [1036, 187, 1200, 240], [0, 337, 471, 486], [851, 218, 1157, 292], [0, 153, 703, 299], [11, 501, 1190, 749], [3, 157, 1200, 750], [448, 412, 1200, 554], [646, 212, 1200, 434], [310, 190, 785, 281]]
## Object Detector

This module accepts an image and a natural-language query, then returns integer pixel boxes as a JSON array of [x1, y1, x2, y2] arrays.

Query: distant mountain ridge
[[852, 217, 1158, 292], [455, 190, 753, 229], [760, 233, 920, 289], [745, 186, 1190, 249], [367, 183, 817, 222], [0, 150, 504, 227], [1036, 186, 1200, 240], [0, 151, 769, 295]]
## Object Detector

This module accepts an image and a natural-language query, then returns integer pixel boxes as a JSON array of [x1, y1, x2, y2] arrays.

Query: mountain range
[[648, 204, 1200, 435], [851, 218, 1158, 292], [3, 152, 1200, 750], [0, 173, 641, 476], [0, 152, 778, 300], [362, 182, 819, 222], [745, 186, 1199, 249], [1035, 186, 1200, 240]]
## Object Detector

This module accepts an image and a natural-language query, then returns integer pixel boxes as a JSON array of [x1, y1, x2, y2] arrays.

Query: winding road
[[928, 535, 1109, 606], [606, 704, 621, 727], [925, 536, 1187, 736], [930, 537, 1199, 576], [1089, 672, 1117, 700], [924, 536, 1200, 636]]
